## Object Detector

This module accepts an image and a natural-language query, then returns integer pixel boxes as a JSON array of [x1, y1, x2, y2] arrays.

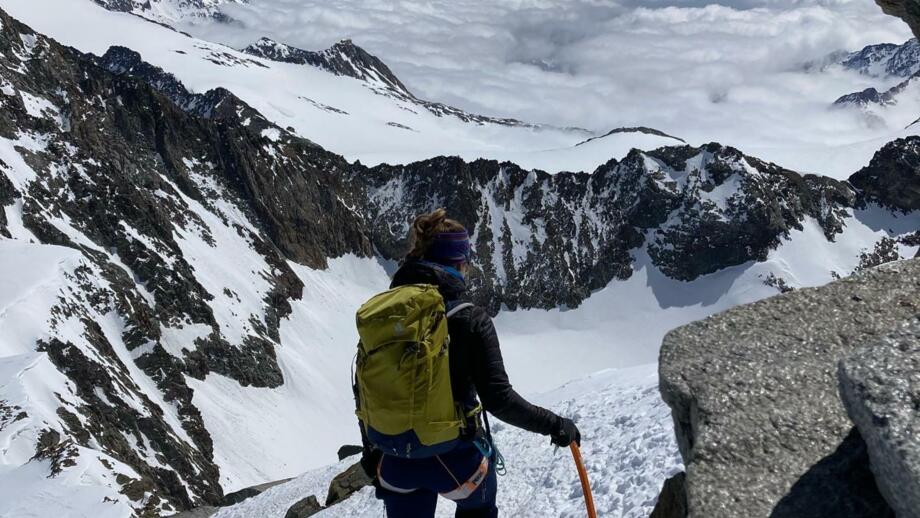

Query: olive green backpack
[[355, 284, 475, 458]]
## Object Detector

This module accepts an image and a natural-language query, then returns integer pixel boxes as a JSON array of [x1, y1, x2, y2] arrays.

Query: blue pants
[[376, 442, 498, 518]]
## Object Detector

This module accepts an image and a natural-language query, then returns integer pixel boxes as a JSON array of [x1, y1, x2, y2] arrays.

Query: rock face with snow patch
[[354, 144, 863, 311], [839, 39, 920, 77], [0, 8, 372, 513], [839, 319, 920, 518], [243, 38, 410, 95], [659, 259, 920, 517], [850, 137, 920, 212]]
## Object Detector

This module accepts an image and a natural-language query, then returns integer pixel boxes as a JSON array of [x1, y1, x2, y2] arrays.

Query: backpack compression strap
[[446, 302, 475, 318]]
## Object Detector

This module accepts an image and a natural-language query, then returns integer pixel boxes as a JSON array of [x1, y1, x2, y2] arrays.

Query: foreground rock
[[649, 472, 688, 518], [877, 0, 920, 39], [840, 319, 920, 518], [325, 462, 372, 507], [284, 495, 323, 518], [659, 258, 920, 517]]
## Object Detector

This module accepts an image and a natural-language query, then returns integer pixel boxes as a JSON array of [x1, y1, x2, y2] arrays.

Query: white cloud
[[180, 0, 915, 174]]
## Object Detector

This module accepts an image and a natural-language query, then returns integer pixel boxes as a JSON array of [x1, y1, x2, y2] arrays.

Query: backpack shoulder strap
[[446, 302, 475, 319]]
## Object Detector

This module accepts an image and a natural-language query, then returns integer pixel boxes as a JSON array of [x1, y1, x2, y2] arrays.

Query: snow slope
[[497, 209, 920, 393], [188, 257, 391, 490], [0, 242, 172, 518], [211, 365, 682, 518], [0, 0, 684, 174]]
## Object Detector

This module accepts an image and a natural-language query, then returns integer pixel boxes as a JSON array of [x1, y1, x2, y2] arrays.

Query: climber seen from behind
[[353, 208, 581, 518]]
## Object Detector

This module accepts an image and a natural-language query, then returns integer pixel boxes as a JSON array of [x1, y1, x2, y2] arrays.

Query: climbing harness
[[570, 443, 597, 518]]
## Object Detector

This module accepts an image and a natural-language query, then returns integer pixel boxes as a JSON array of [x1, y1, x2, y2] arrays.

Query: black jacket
[[388, 260, 562, 437]]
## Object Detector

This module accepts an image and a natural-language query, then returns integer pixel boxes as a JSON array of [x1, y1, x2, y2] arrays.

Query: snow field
[[212, 365, 682, 518]]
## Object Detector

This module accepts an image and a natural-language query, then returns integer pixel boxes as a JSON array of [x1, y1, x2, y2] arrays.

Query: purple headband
[[426, 231, 471, 264]]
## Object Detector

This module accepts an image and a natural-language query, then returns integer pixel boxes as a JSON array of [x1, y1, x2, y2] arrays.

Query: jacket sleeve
[[466, 307, 562, 436]]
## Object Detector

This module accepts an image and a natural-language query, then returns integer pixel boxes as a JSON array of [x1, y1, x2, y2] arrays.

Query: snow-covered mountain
[[0, 0, 754, 176], [241, 37, 543, 129], [833, 39, 920, 123], [0, 3, 919, 518], [93, 0, 245, 24], [838, 38, 920, 78]]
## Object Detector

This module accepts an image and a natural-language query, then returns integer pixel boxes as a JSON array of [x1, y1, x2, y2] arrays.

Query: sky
[[178, 0, 915, 174]]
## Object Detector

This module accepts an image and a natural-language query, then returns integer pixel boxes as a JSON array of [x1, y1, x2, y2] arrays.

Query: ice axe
[[570, 442, 597, 518]]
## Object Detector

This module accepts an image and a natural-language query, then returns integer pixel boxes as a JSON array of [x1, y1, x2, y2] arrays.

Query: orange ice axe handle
[[570, 442, 597, 518]]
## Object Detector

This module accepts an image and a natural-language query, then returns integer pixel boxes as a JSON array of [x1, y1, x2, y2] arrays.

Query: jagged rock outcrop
[[354, 144, 859, 310], [243, 38, 410, 95], [839, 319, 920, 518], [877, 0, 920, 39], [850, 136, 920, 212], [659, 258, 920, 517]]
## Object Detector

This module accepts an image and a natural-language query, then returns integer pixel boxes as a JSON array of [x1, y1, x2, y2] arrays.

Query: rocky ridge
[[839, 38, 920, 77], [834, 71, 918, 109]]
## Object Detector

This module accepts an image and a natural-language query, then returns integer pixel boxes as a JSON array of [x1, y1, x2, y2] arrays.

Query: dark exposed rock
[[762, 272, 795, 293], [0, 172, 16, 237], [659, 258, 920, 517], [849, 136, 920, 212], [877, 0, 920, 39], [325, 461, 372, 507], [92, 46, 372, 270], [839, 319, 920, 518], [221, 478, 293, 507], [855, 236, 901, 272], [337, 444, 363, 461], [32, 429, 78, 477], [650, 471, 688, 518], [284, 495, 323, 518]]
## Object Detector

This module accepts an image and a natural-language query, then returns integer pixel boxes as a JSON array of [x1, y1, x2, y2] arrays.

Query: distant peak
[[576, 127, 685, 147], [242, 36, 410, 94]]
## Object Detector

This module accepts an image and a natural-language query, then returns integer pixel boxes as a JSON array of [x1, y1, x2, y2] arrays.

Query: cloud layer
[[181, 0, 914, 173]]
